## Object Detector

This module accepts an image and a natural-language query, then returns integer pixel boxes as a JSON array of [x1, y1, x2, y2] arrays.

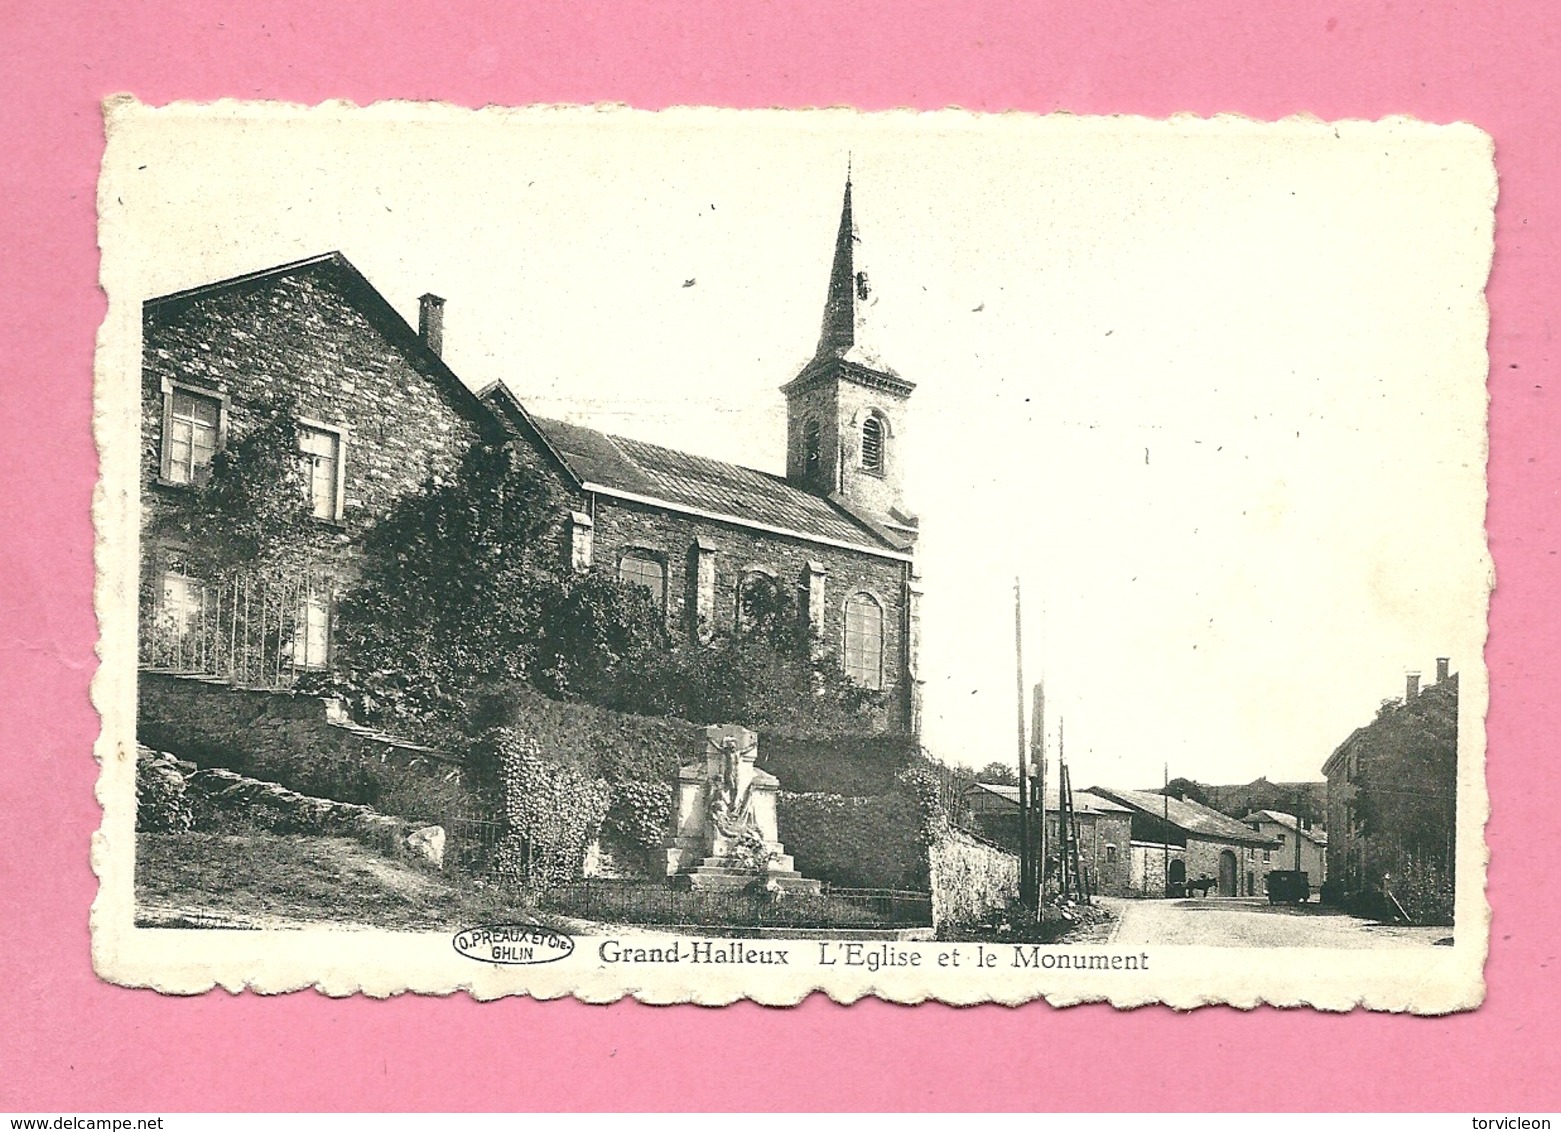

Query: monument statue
[[662, 724, 821, 894]]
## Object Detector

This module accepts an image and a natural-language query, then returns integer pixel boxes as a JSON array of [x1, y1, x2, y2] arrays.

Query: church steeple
[[782, 173, 916, 542], [812, 175, 893, 374]]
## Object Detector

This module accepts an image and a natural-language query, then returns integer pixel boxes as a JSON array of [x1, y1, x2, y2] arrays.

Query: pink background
[[2, 1, 1556, 1112]]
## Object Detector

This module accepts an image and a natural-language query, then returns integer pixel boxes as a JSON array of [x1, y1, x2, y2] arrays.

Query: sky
[[101, 103, 1494, 787]]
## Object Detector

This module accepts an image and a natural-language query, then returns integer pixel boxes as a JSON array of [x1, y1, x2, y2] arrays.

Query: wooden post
[[1031, 680, 1046, 909], [1057, 718, 1068, 901]]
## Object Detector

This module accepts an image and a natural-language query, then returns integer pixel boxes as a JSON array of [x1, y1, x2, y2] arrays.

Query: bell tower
[[783, 176, 917, 543]]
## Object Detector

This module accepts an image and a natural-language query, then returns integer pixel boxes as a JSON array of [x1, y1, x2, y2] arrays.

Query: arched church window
[[803, 419, 822, 478], [618, 550, 666, 614], [843, 592, 884, 690], [861, 415, 885, 475], [736, 570, 779, 634]]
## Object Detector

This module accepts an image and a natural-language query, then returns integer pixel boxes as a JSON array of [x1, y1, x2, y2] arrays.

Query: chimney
[[1405, 672, 1421, 701], [418, 293, 445, 356], [1436, 657, 1451, 683]]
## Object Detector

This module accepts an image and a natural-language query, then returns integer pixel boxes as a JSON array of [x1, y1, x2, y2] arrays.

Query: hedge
[[470, 682, 702, 785], [757, 733, 923, 797], [776, 791, 929, 890]]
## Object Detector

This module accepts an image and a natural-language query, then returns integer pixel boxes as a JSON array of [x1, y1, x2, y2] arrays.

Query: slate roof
[[1242, 810, 1328, 846], [525, 414, 907, 557], [966, 781, 1133, 816], [1088, 786, 1278, 847]]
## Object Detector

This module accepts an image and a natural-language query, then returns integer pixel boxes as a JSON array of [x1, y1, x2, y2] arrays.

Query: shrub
[[757, 733, 924, 796], [776, 792, 928, 890], [135, 748, 193, 834], [604, 780, 674, 855], [464, 682, 699, 785]]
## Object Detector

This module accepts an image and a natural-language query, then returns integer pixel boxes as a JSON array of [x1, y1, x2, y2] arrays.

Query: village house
[[138, 178, 922, 733], [962, 781, 1136, 897], [1322, 659, 1458, 911], [1086, 786, 1279, 898], [1241, 810, 1327, 892], [139, 251, 500, 684]]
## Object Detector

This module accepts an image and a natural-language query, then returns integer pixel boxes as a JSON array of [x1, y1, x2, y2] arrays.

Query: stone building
[[138, 178, 922, 731], [961, 782, 1136, 897], [1087, 786, 1279, 898], [1321, 660, 1458, 909], [480, 177, 923, 733], [1241, 810, 1328, 892], [138, 252, 499, 683]]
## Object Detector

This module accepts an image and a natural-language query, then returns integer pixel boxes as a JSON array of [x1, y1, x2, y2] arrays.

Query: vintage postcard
[[92, 99, 1493, 1010]]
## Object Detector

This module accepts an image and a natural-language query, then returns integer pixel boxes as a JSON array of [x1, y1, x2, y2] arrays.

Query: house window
[[861, 415, 885, 475], [619, 551, 666, 612], [156, 564, 207, 667], [1263, 848, 1271, 863], [1105, 844, 1118, 863], [736, 570, 778, 633], [843, 592, 884, 689], [291, 585, 331, 671], [1277, 833, 1286, 846], [297, 424, 343, 520], [162, 387, 222, 485], [803, 419, 822, 478]]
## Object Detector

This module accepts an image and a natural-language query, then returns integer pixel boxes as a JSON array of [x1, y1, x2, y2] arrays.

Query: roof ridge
[[532, 413, 903, 553], [145, 251, 346, 307]]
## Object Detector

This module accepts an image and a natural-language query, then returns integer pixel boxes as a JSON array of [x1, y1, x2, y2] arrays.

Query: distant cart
[[1267, 870, 1311, 904]]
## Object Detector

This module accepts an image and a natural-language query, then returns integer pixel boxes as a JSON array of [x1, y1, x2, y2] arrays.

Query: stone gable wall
[[141, 267, 485, 544]]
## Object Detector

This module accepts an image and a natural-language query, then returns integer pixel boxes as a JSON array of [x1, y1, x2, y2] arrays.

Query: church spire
[[812, 173, 893, 373]]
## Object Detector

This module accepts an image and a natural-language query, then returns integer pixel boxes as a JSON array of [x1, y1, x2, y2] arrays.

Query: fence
[[538, 878, 932, 930], [445, 814, 509, 875], [140, 565, 335, 689]]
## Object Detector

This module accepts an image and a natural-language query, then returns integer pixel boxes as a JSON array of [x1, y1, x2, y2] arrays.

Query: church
[[481, 178, 925, 734], [138, 177, 925, 735]]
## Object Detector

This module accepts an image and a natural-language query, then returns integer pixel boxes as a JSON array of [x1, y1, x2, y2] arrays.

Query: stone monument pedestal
[[663, 723, 822, 895]]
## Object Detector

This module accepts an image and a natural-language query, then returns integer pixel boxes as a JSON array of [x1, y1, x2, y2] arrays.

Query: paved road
[[1103, 896, 1452, 948]]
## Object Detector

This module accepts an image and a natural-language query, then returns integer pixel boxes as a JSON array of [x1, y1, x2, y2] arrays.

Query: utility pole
[[1013, 579, 1030, 908], [1163, 761, 1170, 899], [1057, 717, 1068, 901], [1031, 680, 1046, 910], [1295, 787, 1303, 881]]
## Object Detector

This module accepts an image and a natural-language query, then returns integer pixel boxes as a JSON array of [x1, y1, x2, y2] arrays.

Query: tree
[[975, 761, 1019, 785], [1162, 777, 1210, 805], [325, 440, 604, 732]]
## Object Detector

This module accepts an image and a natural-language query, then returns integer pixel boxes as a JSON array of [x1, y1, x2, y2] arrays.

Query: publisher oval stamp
[[452, 924, 575, 965]]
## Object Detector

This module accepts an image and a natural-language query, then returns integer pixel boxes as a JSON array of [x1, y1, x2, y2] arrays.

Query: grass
[[135, 831, 559, 933], [137, 831, 933, 934], [937, 900, 1118, 944]]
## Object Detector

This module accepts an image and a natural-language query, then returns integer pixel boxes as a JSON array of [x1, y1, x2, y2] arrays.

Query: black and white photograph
[[92, 101, 1492, 1008]]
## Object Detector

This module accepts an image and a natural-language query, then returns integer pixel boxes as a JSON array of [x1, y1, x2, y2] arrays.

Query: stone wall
[[928, 829, 1018, 930], [137, 745, 446, 867], [1185, 837, 1263, 896], [137, 671, 476, 827]]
